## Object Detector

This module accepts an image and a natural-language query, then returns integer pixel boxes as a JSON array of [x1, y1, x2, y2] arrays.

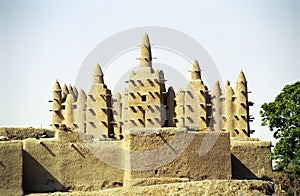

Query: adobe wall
[[231, 138, 272, 179], [79, 180, 274, 196], [23, 131, 124, 193], [0, 128, 273, 194], [0, 141, 23, 196], [123, 128, 231, 186], [0, 127, 54, 140]]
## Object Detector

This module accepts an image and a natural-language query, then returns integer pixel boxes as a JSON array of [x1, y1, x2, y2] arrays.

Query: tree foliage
[[260, 81, 300, 176]]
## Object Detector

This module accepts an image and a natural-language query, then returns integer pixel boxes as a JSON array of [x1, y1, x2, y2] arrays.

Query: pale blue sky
[[0, 0, 299, 143]]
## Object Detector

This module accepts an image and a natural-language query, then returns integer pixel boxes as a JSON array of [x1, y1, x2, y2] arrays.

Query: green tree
[[260, 81, 300, 176]]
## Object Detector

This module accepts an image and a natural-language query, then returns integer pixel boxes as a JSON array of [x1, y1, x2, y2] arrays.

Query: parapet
[[231, 138, 272, 179], [0, 141, 23, 196], [123, 128, 231, 186]]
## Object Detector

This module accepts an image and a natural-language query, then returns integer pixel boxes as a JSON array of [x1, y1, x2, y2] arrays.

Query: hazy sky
[[0, 0, 299, 143]]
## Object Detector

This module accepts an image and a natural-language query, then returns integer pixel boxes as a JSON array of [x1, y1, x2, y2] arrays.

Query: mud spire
[[211, 81, 223, 131], [52, 80, 62, 128], [191, 60, 201, 80], [93, 63, 104, 84], [53, 80, 61, 92], [140, 33, 152, 67], [62, 84, 69, 102], [235, 70, 247, 94], [237, 70, 247, 84], [225, 80, 230, 88]]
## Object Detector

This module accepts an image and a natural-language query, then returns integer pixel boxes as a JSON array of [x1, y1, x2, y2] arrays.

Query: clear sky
[[0, 0, 299, 144]]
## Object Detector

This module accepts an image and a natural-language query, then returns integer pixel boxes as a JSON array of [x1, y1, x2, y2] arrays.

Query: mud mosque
[[0, 34, 273, 195], [52, 33, 253, 139]]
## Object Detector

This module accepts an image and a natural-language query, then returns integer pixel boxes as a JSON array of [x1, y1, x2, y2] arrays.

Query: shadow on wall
[[22, 150, 67, 194], [231, 154, 257, 179]]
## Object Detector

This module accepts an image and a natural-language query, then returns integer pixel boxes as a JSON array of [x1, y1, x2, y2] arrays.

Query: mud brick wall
[[23, 131, 124, 193], [0, 141, 23, 196], [123, 128, 231, 186], [231, 139, 272, 179]]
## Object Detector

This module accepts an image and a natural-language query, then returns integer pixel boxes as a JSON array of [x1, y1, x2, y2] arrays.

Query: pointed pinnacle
[[212, 81, 222, 95], [93, 63, 104, 84], [140, 33, 152, 67], [78, 89, 87, 99], [68, 85, 73, 93], [191, 60, 201, 72], [94, 63, 103, 76], [191, 60, 201, 80], [62, 84, 69, 94], [142, 33, 151, 47], [72, 86, 78, 96], [53, 80, 61, 91], [225, 85, 234, 95], [237, 70, 247, 83], [225, 80, 231, 88]]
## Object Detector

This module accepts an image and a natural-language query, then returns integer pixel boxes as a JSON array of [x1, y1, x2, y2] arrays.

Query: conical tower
[[63, 94, 75, 130], [223, 81, 236, 136], [75, 89, 87, 133], [93, 63, 104, 84], [234, 70, 249, 137], [184, 60, 209, 130], [86, 63, 114, 138], [140, 33, 152, 68], [191, 60, 201, 80], [174, 88, 185, 127], [211, 81, 223, 131], [112, 92, 122, 139], [51, 80, 63, 129], [62, 84, 69, 103], [167, 86, 176, 127], [122, 33, 167, 129]]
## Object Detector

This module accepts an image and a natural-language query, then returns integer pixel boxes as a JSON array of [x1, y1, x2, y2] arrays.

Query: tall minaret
[[140, 33, 152, 68], [211, 81, 223, 131], [63, 94, 74, 130], [234, 71, 249, 137], [86, 63, 114, 138], [112, 92, 122, 139], [183, 60, 209, 130], [62, 84, 69, 103], [93, 63, 104, 84], [75, 89, 87, 134], [122, 33, 166, 129], [167, 86, 176, 127], [52, 81, 62, 129], [223, 81, 235, 136]]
